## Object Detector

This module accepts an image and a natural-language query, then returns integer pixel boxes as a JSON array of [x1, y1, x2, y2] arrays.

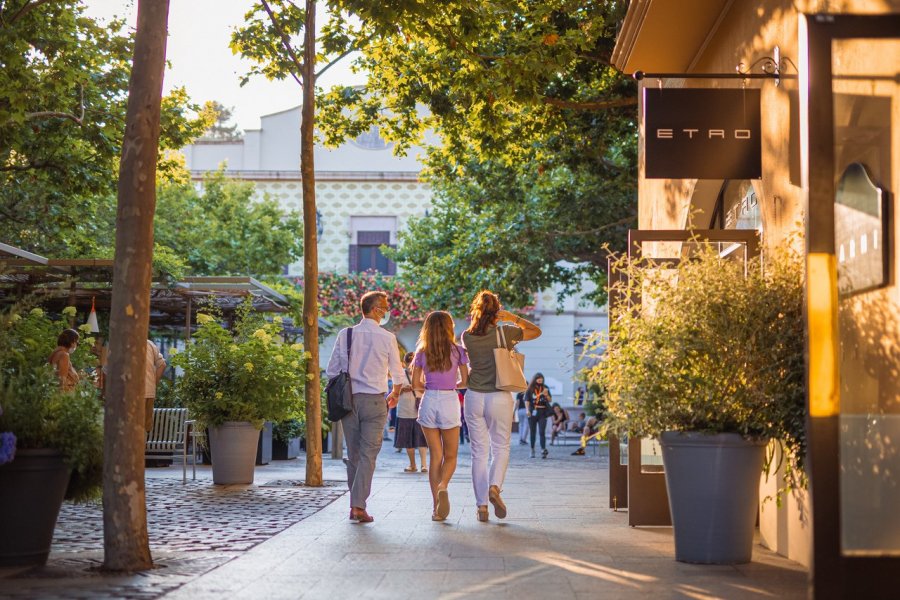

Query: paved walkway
[[161, 437, 808, 600]]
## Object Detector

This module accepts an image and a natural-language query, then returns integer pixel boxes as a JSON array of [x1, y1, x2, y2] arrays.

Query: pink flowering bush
[[301, 271, 429, 330]]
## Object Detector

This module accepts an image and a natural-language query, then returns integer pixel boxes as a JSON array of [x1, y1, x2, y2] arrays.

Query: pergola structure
[[0, 243, 318, 338]]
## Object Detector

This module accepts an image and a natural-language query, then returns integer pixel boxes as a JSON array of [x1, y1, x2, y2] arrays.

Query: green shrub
[[0, 305, 104, 502], [584, 243, 806, 490], [170, 309, 307, 431]]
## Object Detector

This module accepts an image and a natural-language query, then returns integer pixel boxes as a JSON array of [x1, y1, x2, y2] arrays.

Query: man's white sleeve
[[388, 336, 405, 388], [325, 329, 345, 379]]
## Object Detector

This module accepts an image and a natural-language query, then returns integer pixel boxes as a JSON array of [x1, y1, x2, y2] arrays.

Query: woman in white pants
[[461, 291, 542, 522]]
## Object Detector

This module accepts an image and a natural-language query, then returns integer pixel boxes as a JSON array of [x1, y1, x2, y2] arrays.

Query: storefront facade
[[613, 1, 899, 597]]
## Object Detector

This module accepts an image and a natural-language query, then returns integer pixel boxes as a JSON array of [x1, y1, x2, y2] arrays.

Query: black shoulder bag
[[326, 327, 353, 422]]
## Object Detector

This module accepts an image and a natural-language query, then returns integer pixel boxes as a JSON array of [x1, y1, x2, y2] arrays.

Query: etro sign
[[644, 88, 762, 179]]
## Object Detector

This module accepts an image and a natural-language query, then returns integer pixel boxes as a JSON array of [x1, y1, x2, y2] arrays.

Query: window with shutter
[[350, 231, 395, 274]]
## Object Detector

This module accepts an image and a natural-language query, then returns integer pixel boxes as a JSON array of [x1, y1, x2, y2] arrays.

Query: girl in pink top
[[412, 311, 469, 521]]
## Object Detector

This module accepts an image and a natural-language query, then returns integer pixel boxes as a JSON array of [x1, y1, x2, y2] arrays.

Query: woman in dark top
[[525, 372, 552, 458], [461, 290, 541, 522]]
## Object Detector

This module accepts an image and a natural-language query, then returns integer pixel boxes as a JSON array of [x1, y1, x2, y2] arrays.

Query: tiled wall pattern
[[252, 180, 432, 276]]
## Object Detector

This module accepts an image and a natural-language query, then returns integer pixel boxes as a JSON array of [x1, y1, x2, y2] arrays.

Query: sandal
[[436, 487, 450, 519], [477, 506, 489, 522], [432, 511, 445, 522], [404, 466, 418, 472], [421, 467, 428, 473], [489, 485, 507, 519]]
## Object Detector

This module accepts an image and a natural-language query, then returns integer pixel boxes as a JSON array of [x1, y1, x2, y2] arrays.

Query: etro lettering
[[656, 129, 753, 139], [644, 88, 762, 179]]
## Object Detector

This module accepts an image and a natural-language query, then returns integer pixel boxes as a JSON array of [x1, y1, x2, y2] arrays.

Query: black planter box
[[272, 437, 301, 460], [255, 421, 273, 466], [299, 432, 329, 453]]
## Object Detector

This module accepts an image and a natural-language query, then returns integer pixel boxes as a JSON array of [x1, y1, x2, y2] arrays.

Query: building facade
[[182, 106, 608, 405], [613, 1, 899, 596]]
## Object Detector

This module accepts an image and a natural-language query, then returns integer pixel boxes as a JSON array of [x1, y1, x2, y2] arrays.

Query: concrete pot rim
[[660, 431, 768, 448]]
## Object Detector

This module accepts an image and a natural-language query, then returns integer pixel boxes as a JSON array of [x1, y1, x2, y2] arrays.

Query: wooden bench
[[145, 408, 189, 480]]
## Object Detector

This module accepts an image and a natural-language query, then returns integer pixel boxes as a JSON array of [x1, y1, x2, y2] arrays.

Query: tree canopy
[[155, 170, 303, 277], [0, 0, 210, 255], [318, 0, 637, 308]]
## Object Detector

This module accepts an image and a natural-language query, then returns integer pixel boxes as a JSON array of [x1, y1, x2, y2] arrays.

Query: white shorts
[[417, 389, 462, 430]]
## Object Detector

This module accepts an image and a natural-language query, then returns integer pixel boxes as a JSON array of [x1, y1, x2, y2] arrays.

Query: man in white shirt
[[326, 291, 404, 523]]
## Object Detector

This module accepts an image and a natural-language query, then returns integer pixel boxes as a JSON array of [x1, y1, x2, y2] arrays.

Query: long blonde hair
[[417, 311, 457, 372], [466, 290, 500, 336]]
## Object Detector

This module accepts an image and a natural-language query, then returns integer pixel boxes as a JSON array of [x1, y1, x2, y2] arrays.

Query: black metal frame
[[801, 12, 900, 599]]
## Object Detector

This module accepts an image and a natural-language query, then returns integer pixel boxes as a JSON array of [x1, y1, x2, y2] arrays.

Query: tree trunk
[[301, 0, 322, 486], [102, 0, 169, 572]]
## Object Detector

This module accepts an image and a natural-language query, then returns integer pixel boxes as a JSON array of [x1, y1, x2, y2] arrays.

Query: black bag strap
[[345, 327, 353, 372]]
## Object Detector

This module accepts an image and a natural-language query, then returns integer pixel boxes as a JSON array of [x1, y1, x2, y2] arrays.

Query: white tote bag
[[494, 325, 527, 392]]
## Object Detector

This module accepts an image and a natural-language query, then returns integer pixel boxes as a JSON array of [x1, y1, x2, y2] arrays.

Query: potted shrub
[[272, 419, 303, 460], [171, 310, 307, 484], [589, 244, 806, 564], [0, 305, 104, 567]]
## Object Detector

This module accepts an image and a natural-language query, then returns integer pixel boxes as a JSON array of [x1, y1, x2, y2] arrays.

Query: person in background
[[457, 388, 469, 445], [49, 329, 80, 392], [394, 352, 428, 473], [144, 340, 167, 432], [549, 402, 569, 445], [462, 290, 541, 522], [526, 372, 552, 459], [515, 391, 528, 445], [413, 311, 469, 521], [572, 415, 602, 456], [568, 412, 587, 433]]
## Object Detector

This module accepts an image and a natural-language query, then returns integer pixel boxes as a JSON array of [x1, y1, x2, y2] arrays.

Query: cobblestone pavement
[[0, 474, 346, 599]]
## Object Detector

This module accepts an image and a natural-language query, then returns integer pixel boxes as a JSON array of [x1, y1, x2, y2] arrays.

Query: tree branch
[[542, 96, 636, 111], [4, 84, 85, 126], [0, 159, 59, 172], [2, 0, 55, 27], [549, 214, 637, 237], [260, 0, 304, 88], [23, 110, 82, 125], [315, 50, 350, 80]]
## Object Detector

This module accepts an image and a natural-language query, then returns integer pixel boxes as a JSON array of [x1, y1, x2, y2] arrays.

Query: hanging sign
[[643, 88, 761, 179]]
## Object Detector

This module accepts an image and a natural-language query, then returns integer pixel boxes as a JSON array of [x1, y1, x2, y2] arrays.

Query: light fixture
[[86, 297, 100, 333]]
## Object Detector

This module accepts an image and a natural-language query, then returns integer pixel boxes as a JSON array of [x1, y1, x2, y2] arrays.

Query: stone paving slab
[[160, 440, 809, 600]]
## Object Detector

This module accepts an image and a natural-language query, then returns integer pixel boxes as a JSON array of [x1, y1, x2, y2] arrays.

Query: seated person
[[568, 412, 587, 433], [572, 416, 601, 456], [549, 403, 569, 444]]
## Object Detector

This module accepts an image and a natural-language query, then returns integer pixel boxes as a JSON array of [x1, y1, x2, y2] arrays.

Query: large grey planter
[[659, 431, 766, 564], [209, 422, 261, 485], [0, 449, 71, 566]]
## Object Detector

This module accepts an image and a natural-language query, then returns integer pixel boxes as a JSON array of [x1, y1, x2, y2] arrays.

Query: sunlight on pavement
[[521, 551, 658, 588], [675, 584, 727, 600], [727, 583, 779, 597], [439, 565, 548, 599]]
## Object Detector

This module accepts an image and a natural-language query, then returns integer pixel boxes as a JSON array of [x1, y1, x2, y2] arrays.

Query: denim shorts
[[416, 389, 462, 430]]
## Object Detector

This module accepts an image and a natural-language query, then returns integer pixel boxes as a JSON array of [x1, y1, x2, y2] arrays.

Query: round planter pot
[[659, 431, 766, 564], [0, 449, 72, 567], [209, 422, 261, 485]]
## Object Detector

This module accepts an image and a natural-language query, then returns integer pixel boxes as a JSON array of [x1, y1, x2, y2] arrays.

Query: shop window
[[710, 181, 761, 231]]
